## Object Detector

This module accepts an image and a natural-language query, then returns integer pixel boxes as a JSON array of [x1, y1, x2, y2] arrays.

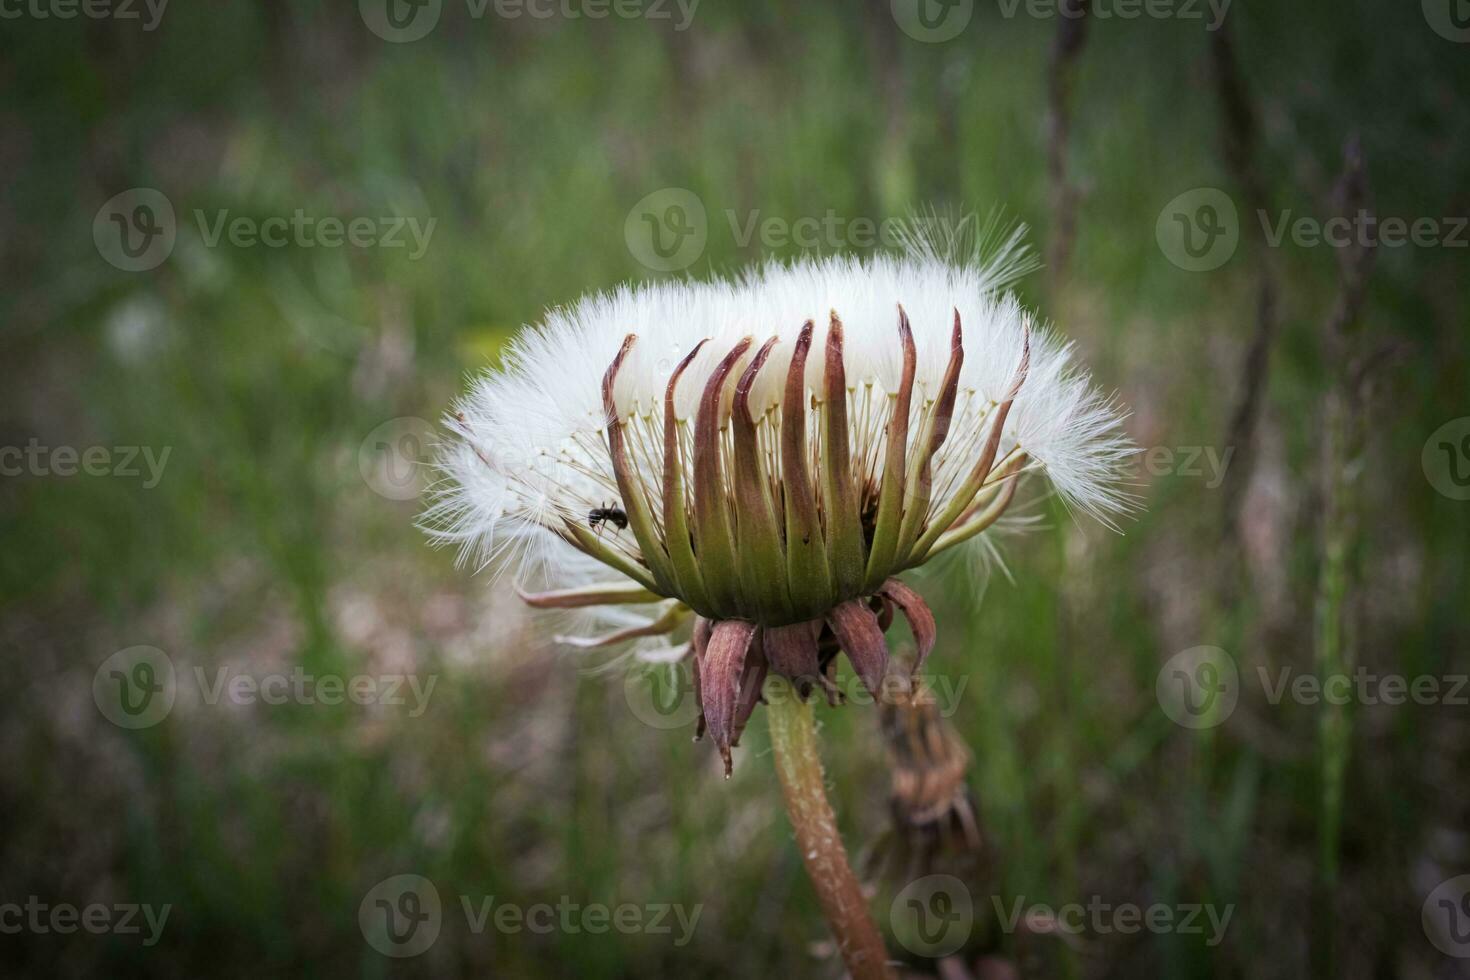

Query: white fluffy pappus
[[424, 245, 1134, 607]]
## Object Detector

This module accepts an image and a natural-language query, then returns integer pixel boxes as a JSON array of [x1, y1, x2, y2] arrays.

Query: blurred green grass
[[2, 0, 1468, 977]]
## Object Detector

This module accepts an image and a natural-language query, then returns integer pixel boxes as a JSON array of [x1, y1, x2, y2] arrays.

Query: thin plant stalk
[[1312, 136, 1374, 979], [766, 676, 895, 980]]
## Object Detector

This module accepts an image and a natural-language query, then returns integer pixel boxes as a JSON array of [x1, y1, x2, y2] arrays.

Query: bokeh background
[[2, 0, 1468, 976]]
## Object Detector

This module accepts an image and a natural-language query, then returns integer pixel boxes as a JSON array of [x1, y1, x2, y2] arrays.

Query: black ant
[[588, 505, 628, 531]]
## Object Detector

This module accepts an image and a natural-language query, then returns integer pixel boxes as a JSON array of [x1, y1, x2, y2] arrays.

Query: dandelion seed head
[[423, 221, 1136, 773], [427, 249, 1131, 588]]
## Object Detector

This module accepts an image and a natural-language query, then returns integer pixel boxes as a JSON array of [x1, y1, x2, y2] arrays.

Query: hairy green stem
[[766, 677, 894, 980]]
